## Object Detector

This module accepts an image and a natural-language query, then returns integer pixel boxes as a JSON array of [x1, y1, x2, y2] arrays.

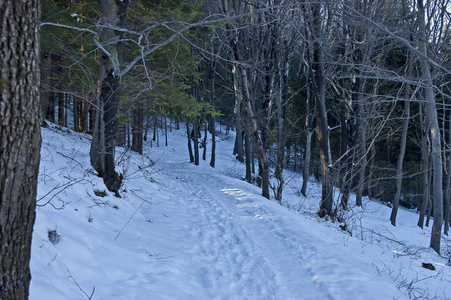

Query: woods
[[35, 0, 451, 257], [4, 0, 451, 297]]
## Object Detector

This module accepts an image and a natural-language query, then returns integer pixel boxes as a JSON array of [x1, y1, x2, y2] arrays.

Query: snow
[[31, 122, 451, 299]]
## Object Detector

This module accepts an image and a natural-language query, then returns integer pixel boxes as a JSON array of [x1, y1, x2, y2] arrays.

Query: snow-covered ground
[[30, 122, 451, 299]]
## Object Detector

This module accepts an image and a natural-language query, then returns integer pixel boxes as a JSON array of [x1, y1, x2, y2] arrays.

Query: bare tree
[[416, 0, 443, 254]]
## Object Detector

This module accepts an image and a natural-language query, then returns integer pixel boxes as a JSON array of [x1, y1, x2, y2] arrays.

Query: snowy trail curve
[[155, 157, 407, 300]]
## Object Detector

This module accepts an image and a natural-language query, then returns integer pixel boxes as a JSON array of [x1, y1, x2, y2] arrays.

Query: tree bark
[[186, 122, 194, 163], [355, 117, 368, 207], [90, 0, 129, 196], [445, 109, 451, 235], [240, 66, 270, 199], [417, 0, 443, 254], [132, 98, 144, 154], [390, 84, 411, 226], [312, 3, 333, 215], [232, 63, 244, 163], [209, 115, 216, 168], [0, 0, 41, 297], [418, 105, 430, 228]]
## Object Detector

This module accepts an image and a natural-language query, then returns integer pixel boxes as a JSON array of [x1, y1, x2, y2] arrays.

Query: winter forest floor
[[30, 122, 451, 299]]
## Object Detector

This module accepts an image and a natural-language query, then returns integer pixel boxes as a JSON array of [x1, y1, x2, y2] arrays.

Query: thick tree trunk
[[312, 3, 333, 215], [102, 73, 122, 196], [89, 0, 128, 196], [0, 0, 41, 298]]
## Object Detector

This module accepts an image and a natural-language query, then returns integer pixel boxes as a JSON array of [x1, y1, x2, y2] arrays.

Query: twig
[[114, 200, 147, 241], [67, 269, 95, 300], [37, 177, 86, 207]]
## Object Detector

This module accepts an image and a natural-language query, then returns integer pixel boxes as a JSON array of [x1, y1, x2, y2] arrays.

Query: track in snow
[[158, 161, 332, 299]]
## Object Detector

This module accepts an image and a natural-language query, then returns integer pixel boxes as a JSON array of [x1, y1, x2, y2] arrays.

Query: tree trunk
[[367, 141, 376, 199], [57, 92, 65, 126], [193, 119, 200, 166], [390, 86, 411, 226], [102, 72, 122, 196], [202, 117, 208, 161], [232, 64, 244, 163], [0, 0, 41, 297], [132, 99, 144, 154], [418, 105, 430, 229], [89, 0, 129, 196], [74, 95, 81, 132], [40, 52, 52, 122], [312, 3, 333, 215], [245, 132, 252, 182], [417, 0, 443, 254], [355, 118, 368, 207], [275, 68, 286, 202], [186, 122, 194, 162], [210, 115, 216, 168], [301, 130, 313, 197], [240, 66, 270, 199], [301, 43, 314, 198], [164, 116, 168, 147], [445, 109, 451, 235]]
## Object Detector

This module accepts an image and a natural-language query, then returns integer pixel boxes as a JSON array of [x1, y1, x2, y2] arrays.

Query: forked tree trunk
[[0, 0, 41, 297], [90, 0, 129, 196]]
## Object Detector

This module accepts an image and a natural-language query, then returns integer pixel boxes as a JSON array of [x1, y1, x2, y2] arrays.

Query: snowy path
[[150, 157, 407, 300], [31, 126, 423, 299]]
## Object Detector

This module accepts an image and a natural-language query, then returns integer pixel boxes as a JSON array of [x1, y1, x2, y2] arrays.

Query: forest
[[2, 0, 451, 297], [38, 0, 451, 254]]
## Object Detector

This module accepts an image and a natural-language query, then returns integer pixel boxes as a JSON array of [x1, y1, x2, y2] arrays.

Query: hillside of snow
[[30, 122, 451, 299]]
